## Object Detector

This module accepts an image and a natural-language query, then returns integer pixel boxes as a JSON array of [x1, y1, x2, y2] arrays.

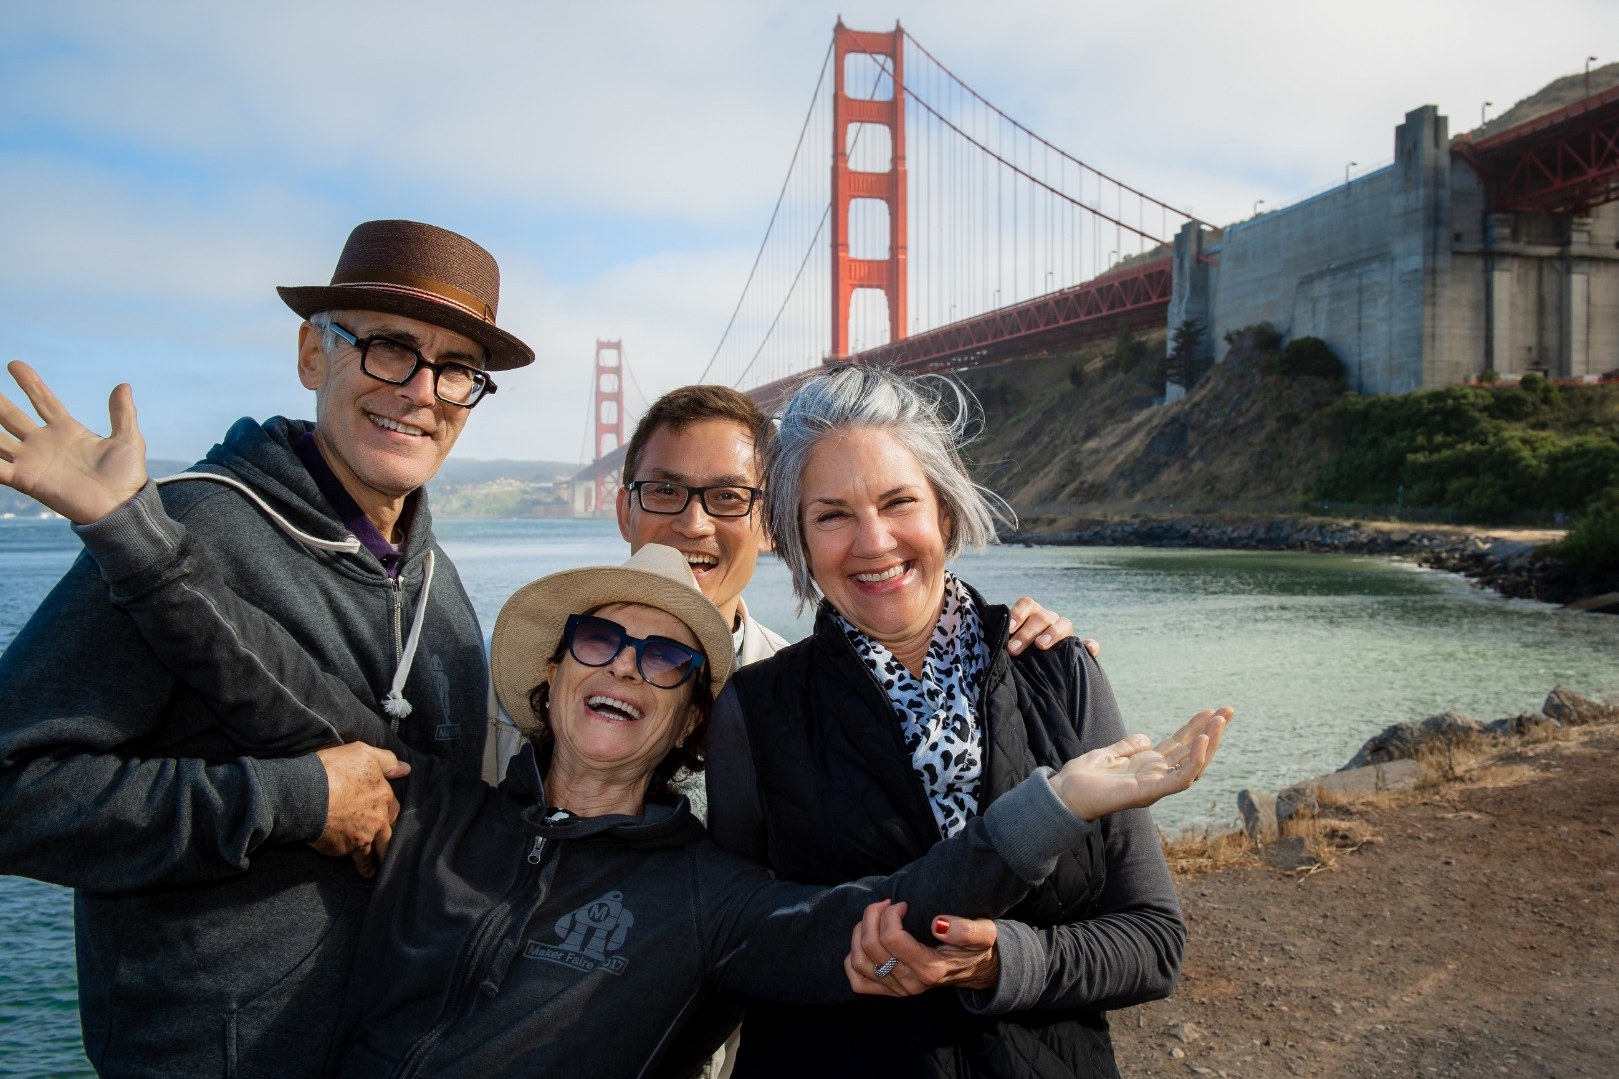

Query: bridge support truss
[[831, 20, 907, 358]]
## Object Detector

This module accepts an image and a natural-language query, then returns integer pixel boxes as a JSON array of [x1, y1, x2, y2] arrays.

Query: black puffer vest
[[725, 593, 1118, 1079]]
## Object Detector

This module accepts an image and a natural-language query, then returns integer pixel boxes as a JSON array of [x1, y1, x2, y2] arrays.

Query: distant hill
[[1467, 61, 1619, 139], [0, 456, 581, 518], [430, 458, 582, 490]]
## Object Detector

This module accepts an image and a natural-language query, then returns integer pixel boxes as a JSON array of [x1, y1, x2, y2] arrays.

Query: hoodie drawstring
[[156, 473, 363, 553], [157, 471, 430, 721], [382, 550, 435, 719]]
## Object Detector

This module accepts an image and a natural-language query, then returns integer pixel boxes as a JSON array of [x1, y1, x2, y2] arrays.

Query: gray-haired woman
[[706, 364, 1228, 1078]]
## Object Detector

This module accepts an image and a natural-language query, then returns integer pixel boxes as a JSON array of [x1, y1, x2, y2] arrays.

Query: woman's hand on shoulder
[[1006, 596, 1099, 658], [844, 900, 999, 997], [1050, 706, 1233, 820]]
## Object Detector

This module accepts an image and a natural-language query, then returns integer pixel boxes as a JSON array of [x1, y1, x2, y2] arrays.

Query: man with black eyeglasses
[[0, 219, 533, 1077]]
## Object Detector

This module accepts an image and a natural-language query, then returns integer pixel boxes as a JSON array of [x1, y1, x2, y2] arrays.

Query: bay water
[[3, 515, 1615, 1076]]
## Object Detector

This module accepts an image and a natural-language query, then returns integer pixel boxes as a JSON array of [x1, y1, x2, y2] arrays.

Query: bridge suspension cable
[[706, 22, 1202, 394]]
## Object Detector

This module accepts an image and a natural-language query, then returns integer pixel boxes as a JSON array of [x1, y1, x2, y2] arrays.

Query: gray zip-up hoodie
[[0, 417, 489, 1078]]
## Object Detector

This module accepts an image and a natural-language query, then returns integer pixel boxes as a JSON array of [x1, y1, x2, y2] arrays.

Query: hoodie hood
[[503, 743, 708, 852]]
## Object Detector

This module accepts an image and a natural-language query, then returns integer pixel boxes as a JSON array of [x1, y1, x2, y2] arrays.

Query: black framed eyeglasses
[[627, 480, 761, 518], [563, 614, 706, 689], [330, 322, 496, 407]]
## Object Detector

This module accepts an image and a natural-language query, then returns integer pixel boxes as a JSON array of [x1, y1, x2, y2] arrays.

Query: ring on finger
[[873, 956, 899, 979]]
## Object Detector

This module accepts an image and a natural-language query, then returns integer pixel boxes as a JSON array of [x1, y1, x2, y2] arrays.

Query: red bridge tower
[[831, 20, 908, 359], [593, 340, 624, 514]]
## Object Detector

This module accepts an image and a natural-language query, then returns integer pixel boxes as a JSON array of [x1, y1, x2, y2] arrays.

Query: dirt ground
[[1110, 723, 1619, 1078]]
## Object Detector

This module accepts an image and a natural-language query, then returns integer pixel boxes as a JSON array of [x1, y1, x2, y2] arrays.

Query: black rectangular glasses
[[627, 480, 760, 518], [331, 322, 496, 407]]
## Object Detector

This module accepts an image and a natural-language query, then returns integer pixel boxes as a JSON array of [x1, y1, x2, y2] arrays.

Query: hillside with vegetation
[[959, 325, 1619, 575]]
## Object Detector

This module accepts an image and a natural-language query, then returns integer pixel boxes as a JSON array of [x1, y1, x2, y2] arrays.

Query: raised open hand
[[1050, 707, 1232, 821], [0, 361, 148, 525]]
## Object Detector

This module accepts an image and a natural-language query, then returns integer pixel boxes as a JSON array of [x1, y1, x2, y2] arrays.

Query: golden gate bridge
[[575, 22, 1619, 513]]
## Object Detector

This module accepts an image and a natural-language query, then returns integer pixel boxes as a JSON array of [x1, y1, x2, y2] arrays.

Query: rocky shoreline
[[1003, 516, 1619, 611], [1234, 686, 1619, 851]]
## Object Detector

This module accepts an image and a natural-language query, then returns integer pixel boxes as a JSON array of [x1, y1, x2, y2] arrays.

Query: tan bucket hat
[[277, 219, 535, 371], [489, 544, 735, 722]]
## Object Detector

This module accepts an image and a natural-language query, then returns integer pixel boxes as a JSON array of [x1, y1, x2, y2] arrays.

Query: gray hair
[[304, 310, 344, 354], [762, 364, 1016, 607]]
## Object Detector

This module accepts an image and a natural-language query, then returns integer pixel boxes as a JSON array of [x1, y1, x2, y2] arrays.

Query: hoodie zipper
[[391, 835, 551, 1078], [388, 577, 405, 733]]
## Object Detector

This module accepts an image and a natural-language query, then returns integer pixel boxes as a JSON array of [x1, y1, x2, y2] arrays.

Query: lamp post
[[1254, 198, 1265, 216], [1588, 55, 1599, 98], [1481, 101, 1492, 128], [1345, 161, 1357, 188]]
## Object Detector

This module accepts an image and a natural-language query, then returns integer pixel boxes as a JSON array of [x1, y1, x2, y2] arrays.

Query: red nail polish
[[934, 917, 950, 935]]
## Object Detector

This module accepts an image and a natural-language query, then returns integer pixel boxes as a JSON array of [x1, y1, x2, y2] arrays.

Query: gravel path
[[1111, 724, 1619, 1077]]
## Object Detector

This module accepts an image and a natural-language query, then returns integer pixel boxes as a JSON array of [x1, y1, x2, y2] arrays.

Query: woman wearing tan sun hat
[[0, 371, 1226, 1075]]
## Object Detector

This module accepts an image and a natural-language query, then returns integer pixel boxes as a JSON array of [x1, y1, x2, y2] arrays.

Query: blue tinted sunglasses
[[563, 614, 706, 689]]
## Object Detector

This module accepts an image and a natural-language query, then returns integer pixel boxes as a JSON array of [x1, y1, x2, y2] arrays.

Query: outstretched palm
[[0, 361, 148, 525], [1051, 707, 1232, 820]]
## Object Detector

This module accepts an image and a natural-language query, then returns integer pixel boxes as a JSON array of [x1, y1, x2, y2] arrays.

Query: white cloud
[[3, 0, 1616, 463]]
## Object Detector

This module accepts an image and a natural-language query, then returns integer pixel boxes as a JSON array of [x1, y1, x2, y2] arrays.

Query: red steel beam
[[1454, 87, 1619, 215], [845, 255, 1173, 373]]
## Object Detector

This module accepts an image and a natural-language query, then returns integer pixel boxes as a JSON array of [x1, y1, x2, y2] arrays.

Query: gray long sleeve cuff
[[980, 766, 1095, 884], [248, 753, 332, 845], [961, 917, 1047, 1015], [72, 480, 183, 588]]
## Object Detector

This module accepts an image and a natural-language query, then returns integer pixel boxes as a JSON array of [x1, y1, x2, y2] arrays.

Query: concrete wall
[[1169, 104, 1619, 394]]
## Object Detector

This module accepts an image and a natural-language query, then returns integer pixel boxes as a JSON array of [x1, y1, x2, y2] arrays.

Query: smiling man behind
[[0, 219, 532, 1076], [616, 385, 788, 664]]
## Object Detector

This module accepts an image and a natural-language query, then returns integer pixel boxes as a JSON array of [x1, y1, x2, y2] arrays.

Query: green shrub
[[1224, 321, 1283, 351], [1311, 383, 1619, 520], [1278, 336, 1344, 381], [1542, 486, 1619, 571]]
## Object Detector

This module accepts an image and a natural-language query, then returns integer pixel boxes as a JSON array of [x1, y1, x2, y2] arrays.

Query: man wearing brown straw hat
[[0, 219, 533, 1077]]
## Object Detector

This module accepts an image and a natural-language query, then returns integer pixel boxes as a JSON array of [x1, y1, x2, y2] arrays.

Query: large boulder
[[1237, 789, 1279, 842], [1275, 783, 1318, 824], [1274, 760, 1423, 825], [1542, 686, 1619, 728], [1489, 712, 1559, 738], [1343, 711, 1489, 769], [1314, 759, 1423, 797]]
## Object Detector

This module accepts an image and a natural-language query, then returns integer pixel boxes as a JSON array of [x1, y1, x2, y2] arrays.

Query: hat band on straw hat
[[331, 269, 496, 324]]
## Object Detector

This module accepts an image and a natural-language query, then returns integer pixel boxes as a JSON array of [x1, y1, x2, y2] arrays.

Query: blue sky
[[3, 0, 1613, 463]]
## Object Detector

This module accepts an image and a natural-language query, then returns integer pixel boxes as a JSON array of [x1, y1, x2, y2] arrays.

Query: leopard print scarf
[[836, 573, 988, 838]]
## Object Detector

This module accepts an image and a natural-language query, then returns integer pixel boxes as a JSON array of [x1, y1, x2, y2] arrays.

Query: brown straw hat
[[489, 544, 735, 722], [277, 219, 535, 371]]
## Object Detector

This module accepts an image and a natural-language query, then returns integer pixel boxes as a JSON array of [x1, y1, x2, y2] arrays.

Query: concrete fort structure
[[1171, 103, 1619, 394]]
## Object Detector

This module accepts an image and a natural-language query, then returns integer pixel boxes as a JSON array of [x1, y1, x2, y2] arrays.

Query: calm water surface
[[3, 515, 1616, 1075]]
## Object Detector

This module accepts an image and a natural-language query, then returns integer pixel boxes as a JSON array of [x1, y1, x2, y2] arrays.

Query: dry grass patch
[[1280, 813, 1381, 871], [1159, 827, 1262, 878]]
